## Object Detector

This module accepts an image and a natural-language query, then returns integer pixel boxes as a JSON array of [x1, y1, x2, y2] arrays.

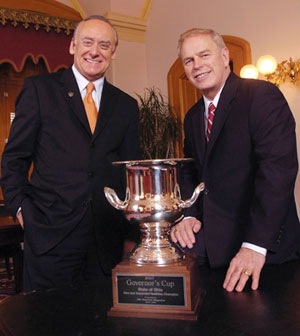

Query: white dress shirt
[[72, 64, 104, 111]]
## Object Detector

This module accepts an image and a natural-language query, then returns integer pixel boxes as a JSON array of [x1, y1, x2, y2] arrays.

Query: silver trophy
[[104, 158, 204, 265]]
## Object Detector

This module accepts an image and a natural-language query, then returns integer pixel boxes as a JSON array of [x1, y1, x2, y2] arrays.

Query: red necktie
[[84, 82, 98, 133], [206, 103, 215, 142]]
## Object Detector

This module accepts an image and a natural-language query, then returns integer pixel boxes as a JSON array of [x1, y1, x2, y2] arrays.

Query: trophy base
[[108, 252, 205, 320]]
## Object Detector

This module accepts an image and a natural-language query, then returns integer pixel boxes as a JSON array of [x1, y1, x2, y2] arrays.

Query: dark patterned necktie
[[206, 103, 215, 142]]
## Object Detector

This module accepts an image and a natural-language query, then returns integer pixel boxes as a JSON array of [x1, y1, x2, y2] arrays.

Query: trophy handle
[[177, 182, 205, 209], [104, 186, 130, 210]]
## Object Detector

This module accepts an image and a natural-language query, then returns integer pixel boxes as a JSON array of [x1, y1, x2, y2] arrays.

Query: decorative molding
[[140, 0, 153, 20], [0, 0, 82, 20], [0, 53, 70, 73], [0, 6, 78, 35], [104, 12, 147, 43]]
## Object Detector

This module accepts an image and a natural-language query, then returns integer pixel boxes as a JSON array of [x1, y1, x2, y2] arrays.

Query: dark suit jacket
[[182, 72, 300, 267], [1, 67, 140, 272]]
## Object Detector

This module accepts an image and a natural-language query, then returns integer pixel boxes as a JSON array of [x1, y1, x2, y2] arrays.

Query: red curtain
[[0, 22, 74, 72]]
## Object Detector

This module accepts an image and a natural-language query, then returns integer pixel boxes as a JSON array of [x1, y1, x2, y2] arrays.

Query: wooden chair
[[0, 212, 24, 293], [0, 244, 23, 293]]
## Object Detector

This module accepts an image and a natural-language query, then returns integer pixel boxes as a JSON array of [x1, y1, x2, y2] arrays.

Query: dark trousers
[[23, 206, 106, 292]]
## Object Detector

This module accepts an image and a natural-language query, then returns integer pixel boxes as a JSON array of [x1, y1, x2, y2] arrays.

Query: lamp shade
[[240, 64, 259, 79], [256, 55, 277, 74]]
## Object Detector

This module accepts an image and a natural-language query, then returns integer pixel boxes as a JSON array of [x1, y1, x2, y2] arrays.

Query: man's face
[[180, 34, 230, 100], [69, 19, 116, 81]]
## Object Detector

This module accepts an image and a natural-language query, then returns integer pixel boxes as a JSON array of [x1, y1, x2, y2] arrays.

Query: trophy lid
[[112, 158, 194, 166]]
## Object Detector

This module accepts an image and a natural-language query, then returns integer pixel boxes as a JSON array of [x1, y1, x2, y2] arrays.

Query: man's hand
[[17, 210, 24, 229], [170, 217, 202, 249], [223, 247, 266, 292]]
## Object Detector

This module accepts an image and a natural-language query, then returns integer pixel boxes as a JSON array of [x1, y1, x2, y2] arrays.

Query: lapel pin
[[68, 91, 74, 97]]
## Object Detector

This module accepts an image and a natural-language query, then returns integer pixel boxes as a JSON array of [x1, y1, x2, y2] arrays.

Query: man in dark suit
[[170, 28, 300, 292], [1, 15, 140, 291]]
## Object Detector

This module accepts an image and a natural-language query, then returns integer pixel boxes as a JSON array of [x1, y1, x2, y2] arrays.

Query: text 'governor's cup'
[[104, 158, 204, 265]]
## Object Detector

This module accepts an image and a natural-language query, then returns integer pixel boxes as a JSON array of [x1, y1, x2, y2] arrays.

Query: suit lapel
[[191, 98, 206, 165], [206, 72, 239, 156], [60, 72, 118, 138], [93, 79, 117, 138], [60, 68, 91, 135]]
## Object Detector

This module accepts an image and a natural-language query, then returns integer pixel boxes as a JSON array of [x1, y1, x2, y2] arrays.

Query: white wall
[[144, 0, 300, 212], [109, 40, 148, 98], [145, 0, 300, 95]]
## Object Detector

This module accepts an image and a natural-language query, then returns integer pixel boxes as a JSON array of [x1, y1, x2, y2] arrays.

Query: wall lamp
[[240, 55, 300, 87]]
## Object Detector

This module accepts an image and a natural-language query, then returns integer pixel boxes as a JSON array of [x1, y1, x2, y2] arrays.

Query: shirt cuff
[[242, 242, 267, 256], [16, 207, 21, 217]]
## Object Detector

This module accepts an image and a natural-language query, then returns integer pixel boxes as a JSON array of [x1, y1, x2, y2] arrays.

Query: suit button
[[88, 172, 94, 177], [90, 142, 95, 148], [81, 200, 89, 208], [204, 188, 209, 195]]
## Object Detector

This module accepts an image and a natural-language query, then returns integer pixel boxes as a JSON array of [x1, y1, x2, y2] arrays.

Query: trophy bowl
[[104, 158, 204, 265]]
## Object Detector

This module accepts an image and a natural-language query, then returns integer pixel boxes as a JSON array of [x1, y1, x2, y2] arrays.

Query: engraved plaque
[[116, 274, 186, 307]]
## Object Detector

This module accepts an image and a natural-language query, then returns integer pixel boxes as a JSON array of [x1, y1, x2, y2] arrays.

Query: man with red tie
[[170, 28, 300, 292], [1, 16, 140, 291]]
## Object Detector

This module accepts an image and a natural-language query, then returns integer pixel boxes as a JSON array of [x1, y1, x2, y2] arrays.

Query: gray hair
[[74, 15, 118, 51], [177, 28, 225, 56]]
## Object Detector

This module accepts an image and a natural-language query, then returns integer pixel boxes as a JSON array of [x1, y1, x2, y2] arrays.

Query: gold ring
[[174, 228, 178, 233], [243, 268, 252, 277]]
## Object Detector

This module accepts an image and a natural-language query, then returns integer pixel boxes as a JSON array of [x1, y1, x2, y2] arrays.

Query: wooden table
[[0, 260, 300, 336]]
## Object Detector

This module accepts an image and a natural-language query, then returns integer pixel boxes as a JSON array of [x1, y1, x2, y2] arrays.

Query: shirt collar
[[203, 83, 225, 113], [72, 64, 104, 98]]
